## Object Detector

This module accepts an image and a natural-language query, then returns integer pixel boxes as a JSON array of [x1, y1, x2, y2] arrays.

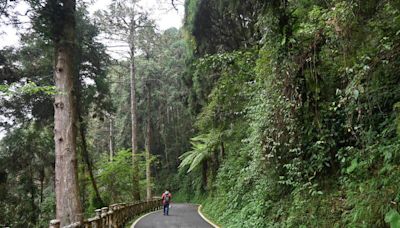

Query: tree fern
[[179, 130, 221, 173]]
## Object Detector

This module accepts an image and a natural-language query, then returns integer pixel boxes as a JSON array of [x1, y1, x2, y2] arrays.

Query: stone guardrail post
[[49, 219, 60, 228], [109, 204, 118, 228], [107, 206, 113, 228], [101, 207, 108, 227], [95, 209, 102, 228]]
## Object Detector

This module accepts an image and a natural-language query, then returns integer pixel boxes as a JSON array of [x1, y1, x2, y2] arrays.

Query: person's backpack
[[164, 193, 171, 203]]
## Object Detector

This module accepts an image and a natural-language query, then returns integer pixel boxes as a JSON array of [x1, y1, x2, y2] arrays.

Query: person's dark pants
[[163, 203, 169, 215]]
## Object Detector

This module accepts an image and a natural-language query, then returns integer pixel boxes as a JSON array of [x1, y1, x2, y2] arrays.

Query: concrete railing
[[49, 198, 162, 228]]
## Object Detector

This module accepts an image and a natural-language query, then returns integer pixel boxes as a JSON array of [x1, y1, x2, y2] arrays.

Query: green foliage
[[179, 130, 221, 173], [0, 122, 54, 227], [184, 0, 265, 55], [385, 209, 400, 228], [96, 149, 134, 204], [94, 148, 159, 208], [181, 0, 400, 227], [0, 82, 56, 95]]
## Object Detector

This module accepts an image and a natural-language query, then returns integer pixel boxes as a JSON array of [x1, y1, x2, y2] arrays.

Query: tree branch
[[171, 0, 178, 11]]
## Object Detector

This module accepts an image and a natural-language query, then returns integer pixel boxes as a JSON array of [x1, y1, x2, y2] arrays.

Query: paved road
[[132, 203, 214, 228]]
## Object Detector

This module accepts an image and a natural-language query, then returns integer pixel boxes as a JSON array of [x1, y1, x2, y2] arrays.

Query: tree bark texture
[[109, 117, 114, 161], [145, 84, 152, 200], [53, 0, 82, 225], [130, 48, 141, 201]]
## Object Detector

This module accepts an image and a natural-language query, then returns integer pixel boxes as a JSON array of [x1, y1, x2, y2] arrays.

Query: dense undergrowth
[[176, 0, 400, 227]]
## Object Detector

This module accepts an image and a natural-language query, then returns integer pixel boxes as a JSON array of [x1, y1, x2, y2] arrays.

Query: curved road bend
[[132, 203, 214, 228]]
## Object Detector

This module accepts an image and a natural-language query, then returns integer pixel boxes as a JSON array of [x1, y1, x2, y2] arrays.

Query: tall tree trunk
[[161, 128, 170, 171], [72, 45, 104, 208], [78, 116, 104, 207], [38, 168, 44, 222], [29, 169, 37, 225], [220, 141, 225, 160], [80, 158, 86, 211], [39, 168, 44, 204], [130, 29, 140, 200], [145, 84, 152, 200], [53, 1, 82, 225], [109, 117, 114, 161]]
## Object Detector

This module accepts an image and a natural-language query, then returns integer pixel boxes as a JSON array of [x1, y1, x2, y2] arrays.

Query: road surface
[[132, 203, 214, 228]]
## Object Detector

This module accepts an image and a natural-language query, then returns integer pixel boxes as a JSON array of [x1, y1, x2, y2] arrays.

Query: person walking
[[162, 189, 172, 216]]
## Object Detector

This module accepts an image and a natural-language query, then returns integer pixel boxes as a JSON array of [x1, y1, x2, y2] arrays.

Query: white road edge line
[[197, 205, 220, 228], [131, 209, 162, 228]]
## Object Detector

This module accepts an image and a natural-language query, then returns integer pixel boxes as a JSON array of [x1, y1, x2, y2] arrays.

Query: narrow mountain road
[[132, 203, 215, 228]]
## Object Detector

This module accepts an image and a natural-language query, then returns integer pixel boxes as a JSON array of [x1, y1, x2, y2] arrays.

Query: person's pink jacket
[[162, 192, 172, 205]]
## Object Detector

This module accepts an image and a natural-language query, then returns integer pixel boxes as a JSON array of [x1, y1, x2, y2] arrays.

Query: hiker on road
[[162, 190, 172, 216]]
